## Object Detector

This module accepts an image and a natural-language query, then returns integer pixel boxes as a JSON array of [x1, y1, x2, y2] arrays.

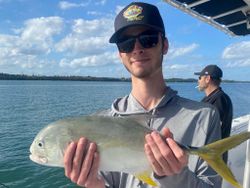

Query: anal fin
[[134, 171, 158, 187]]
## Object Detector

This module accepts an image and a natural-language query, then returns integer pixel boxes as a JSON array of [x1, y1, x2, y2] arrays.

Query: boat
[[163, 0, 250, 187], [223, 115, 250, 188], [163, 0, 250, 36]]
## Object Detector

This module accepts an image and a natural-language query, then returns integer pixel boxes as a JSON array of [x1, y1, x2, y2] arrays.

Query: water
[[0, 80, 249, 188]]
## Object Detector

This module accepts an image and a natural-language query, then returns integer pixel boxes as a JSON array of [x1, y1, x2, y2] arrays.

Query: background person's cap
[[194, 65, 223, 78], [109, 2, 165, 43]]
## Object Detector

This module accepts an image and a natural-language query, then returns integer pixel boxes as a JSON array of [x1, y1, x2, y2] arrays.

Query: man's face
[[198, 75, 209, 91], [117, 26, 168, 79]]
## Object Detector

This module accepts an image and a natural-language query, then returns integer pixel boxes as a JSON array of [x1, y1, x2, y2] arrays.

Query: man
[[64, 2, 222, 188], [194, 64, 233, 162]]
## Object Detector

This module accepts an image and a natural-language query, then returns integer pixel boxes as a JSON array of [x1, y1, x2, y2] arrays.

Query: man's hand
[[64, 137, 105, 188], [144, 127, 188, 177]]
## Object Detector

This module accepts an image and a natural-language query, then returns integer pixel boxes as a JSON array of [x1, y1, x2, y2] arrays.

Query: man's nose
[[132, 39, 144, 54]]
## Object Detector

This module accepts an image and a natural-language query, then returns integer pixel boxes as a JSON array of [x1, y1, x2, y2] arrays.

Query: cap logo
[[123, 5, 144, 21]]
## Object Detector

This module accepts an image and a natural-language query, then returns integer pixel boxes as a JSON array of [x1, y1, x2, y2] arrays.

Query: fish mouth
[[29, 153, 48, 164]]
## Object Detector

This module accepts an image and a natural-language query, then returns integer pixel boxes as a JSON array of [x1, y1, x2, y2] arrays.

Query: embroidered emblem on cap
[[123, 5, 144, 21]]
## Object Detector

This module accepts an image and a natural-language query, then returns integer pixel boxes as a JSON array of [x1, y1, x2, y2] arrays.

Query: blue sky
[[0, 0, 250, 81]]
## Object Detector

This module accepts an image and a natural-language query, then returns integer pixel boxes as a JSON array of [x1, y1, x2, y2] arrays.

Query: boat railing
[[243, 115, 250, 188]]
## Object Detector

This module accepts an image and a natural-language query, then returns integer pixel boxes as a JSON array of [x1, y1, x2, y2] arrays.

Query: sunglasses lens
[[139, 35, 158, 48], [117, 38, 135, 53], [117, 30, 160, 53]]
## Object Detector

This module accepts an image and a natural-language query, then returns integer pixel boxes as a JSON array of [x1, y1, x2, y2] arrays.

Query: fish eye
[[38, 141, 44, 148]]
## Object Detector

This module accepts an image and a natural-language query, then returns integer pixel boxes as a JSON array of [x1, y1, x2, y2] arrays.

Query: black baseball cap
[[194, 65, 223, 79], [109, 2, 165, 43]]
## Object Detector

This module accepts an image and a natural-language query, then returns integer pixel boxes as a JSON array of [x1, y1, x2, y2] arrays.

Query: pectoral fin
[[134, 171, 158, 187]]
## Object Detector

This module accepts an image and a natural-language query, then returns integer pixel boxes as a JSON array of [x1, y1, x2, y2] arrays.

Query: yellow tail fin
[[201, 155, 242, 188], [197, 132, 250, 188]]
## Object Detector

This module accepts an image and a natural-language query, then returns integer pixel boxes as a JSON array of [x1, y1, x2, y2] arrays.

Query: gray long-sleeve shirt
[[100, 87, 222, 188]]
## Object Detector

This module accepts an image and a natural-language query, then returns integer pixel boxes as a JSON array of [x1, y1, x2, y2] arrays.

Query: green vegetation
[[0, 73, 130, 82], [0, 73, 249, 83]]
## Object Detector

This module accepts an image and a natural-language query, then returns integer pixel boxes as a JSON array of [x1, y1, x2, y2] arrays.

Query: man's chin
[[128, 68, 152, 79], [198, 86, 204, 91]]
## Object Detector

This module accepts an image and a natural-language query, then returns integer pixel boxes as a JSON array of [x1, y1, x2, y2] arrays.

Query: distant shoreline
[[0, 73, 249, 83]]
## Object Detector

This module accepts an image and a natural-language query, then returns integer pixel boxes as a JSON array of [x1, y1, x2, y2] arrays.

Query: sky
[[0, 0, 250, 81]]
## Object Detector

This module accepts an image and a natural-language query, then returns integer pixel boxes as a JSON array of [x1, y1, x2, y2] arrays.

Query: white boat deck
[[222, 114, 250, 188]]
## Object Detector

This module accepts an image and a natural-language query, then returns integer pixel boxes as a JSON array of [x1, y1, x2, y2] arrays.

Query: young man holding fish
[[64, 2, 222, 188]]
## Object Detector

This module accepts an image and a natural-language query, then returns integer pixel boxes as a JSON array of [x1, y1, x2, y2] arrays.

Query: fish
[[29, 115, 250, 188]]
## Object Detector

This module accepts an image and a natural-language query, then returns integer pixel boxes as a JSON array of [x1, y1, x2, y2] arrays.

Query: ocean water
[[0, 80, 249, 188]]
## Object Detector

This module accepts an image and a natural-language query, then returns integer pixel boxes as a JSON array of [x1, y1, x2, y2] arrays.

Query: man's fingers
[[166, 138, 188, 166], [145, 133, 175, 176], [144, 142, 165, 175], [85, 152, 100, 187], [64, 138, 104, 188], [162, 127, 173, 138], [145, 131, 188, 176], [150, 132, 176, 173], [77, 142, 97, 186], [71, 138, 88, 182], [64, 142, 77, 177]]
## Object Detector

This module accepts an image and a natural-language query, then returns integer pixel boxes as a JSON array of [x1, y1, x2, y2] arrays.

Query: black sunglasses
[[116, 30, 160, 53], [199, 75, 210, 80]]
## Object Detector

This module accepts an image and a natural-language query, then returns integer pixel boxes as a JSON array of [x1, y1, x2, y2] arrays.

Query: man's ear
[[118, 51, 123, 60], [205, 75, 211, 83], [163, 37, 169, 55]]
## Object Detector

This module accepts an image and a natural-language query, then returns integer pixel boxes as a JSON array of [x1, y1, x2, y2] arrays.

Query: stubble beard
[[198, 83, 207, 91], [125, 53, 164, 79]]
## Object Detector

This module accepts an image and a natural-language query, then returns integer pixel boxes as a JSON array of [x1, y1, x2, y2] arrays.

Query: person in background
[[63, 2, 222, 188], [195, 64, 233, 162]]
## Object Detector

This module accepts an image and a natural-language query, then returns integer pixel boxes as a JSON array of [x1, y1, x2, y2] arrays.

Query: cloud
[[87, 11, 102, 16], [162, 63, 199, 79], [167, 64, 190, 70], [226, 59, 250, 68], [21, 17, 63, 41], [58, 0, 107, 10], [72, 18, 113, 36], [95, 0, 106, 5], [56, 35, 111, 56], [0, 33, 46, 60], [58, 1, 90, 10], [167, 43, 199, 59], [222, 41, 250, 67], [0, 42, 51, 69], [0, 16, 63, 72], [59, 52, 119, 68], [115, 5, 124, 15], [16, 16, 64, 55], [55, 18, 114, 55], [0, 14, 119, 75]]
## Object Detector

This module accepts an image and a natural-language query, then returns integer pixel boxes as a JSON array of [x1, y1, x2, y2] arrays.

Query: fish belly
[[99, 146, 150, 174]]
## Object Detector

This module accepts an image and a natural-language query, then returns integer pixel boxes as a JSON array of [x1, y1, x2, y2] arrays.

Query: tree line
[[0, 73, 247, 83]]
